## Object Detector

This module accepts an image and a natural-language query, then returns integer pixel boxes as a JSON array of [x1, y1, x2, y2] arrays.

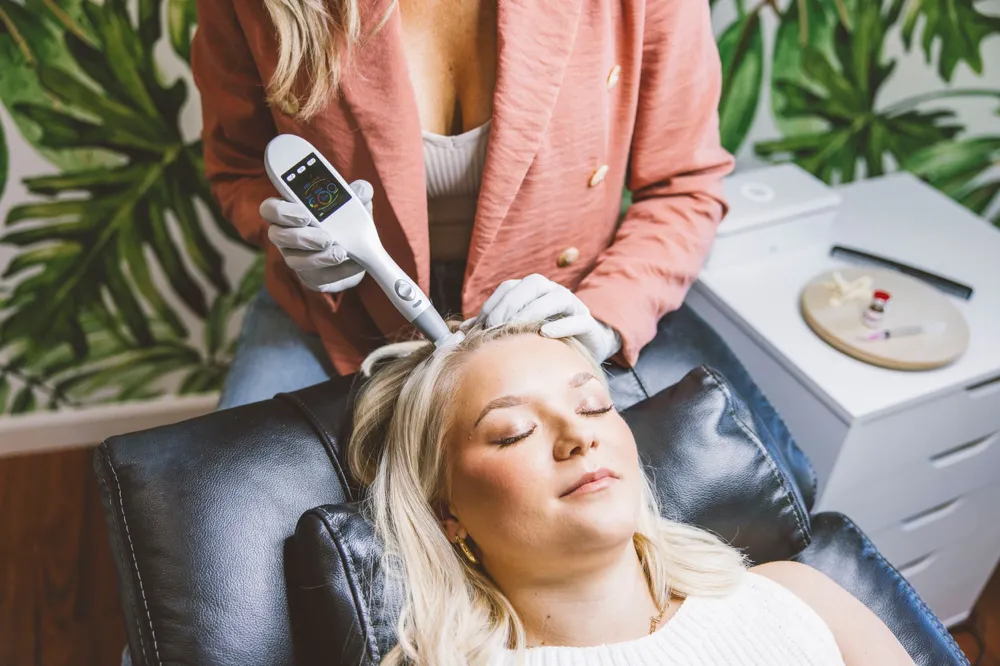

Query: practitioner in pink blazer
[[189, 0, 791, 468]]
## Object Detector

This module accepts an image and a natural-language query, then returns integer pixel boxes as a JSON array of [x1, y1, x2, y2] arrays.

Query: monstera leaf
[[167, 0, 197, 62], [0, 0, 245, 362], [0, 117, 7, 200], [717, 8, 765, 154], [0, 0, 117, 170], [904, 135, 1000, 226], [0, 254, 263, 413], [757, 0, 963, 183], [900, 0, 1000, 82]]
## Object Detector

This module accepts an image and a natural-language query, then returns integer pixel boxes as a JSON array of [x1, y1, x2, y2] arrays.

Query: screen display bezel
[[280, 152, 352, 222]]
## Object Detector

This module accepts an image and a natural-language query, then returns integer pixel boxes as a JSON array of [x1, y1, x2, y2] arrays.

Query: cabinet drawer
[[869, 480, 1000, 566], [895, 523, 1000, 627], [834, 373, 1000, 486], [824, 430, 1000, 534]]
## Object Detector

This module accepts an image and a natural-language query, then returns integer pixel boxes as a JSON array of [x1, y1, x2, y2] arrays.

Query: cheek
[[449, 449, 548, 534]]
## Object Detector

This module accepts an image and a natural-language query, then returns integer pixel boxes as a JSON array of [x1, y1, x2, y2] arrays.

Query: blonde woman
[[345, 321, 916, 666], [189, 0, 793, 441]]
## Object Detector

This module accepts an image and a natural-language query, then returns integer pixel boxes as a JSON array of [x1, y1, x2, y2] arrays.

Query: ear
[[433, 498, 466, 542]]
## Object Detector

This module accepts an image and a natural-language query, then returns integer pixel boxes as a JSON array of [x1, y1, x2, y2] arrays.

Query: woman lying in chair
[[346, 320, 916, 666]]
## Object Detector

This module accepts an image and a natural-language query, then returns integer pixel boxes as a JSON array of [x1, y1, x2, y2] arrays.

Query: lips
[[561, 468, 618, 498]]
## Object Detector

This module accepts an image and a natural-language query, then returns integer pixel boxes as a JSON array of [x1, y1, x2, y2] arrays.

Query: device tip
[[434, 330, 466, 350]]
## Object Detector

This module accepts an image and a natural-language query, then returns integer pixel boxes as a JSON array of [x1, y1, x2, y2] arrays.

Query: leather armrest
[[794, 512, 969, 666]]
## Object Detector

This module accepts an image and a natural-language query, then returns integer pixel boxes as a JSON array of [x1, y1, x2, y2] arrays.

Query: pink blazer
[[191, 0, 733, 374]]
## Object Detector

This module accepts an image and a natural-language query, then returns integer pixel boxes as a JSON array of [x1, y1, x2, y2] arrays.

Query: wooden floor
[[0, 448, 125, 666], [0, 447, 997, 665]]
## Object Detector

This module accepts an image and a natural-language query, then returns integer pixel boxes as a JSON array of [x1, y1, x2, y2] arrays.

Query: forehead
[[453, 335, 596, 407]]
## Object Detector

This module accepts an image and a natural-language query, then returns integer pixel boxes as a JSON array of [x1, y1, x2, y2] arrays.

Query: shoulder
[[751, 560, 838, 594], [749, 562, 915, 665]]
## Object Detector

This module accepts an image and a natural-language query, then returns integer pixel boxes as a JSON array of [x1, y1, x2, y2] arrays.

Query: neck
[[490, 539, 660, 648]]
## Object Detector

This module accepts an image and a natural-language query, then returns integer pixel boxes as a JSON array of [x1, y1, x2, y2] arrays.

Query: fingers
[[300, 263, 366, 293], [260, 198, 312, 227], [540, 315, 593, 339], [476, 278, 521, 322], [480, 274, 558, 328], [281, 245, 349, 272], [509, 285, 583, 324], [350, 179, 374, 217], [267, 224, 332, 252]]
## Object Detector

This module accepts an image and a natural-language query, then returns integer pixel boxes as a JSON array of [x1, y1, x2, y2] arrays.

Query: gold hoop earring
[[454, 535, 478, 565]]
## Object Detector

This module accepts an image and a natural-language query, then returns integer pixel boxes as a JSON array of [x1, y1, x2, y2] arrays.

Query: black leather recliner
[[94, 311, 969, 666]]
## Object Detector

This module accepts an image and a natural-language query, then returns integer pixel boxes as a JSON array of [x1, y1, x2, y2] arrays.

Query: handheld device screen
[[281, 153, 352, 222]]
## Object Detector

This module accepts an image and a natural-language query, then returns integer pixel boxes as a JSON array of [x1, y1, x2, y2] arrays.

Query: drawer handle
[[930, 432, 997, 468], [966, 373, 1000, 398], [899, 553, 937, 579], [901, 497, 962, 532]]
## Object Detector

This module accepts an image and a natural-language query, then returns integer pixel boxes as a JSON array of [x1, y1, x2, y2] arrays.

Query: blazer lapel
[[339, 1, 428, 287], [468, 0, 585, 267]]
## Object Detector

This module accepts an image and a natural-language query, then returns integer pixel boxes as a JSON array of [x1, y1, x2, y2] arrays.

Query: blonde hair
[[262, 1, 395, 119], [348, 321, 747, 666]]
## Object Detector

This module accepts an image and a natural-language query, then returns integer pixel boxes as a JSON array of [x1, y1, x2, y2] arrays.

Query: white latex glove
[[261, 180, 373, 293], [464, 274, 623, 362]]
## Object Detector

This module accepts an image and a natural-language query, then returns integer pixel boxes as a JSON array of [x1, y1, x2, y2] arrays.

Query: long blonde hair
[[262, 1, 395, 119], [348, 321, 747, 666]]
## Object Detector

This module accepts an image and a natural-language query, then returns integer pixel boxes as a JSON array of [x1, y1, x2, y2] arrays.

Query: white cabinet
[[689, 169, 1000, 626]]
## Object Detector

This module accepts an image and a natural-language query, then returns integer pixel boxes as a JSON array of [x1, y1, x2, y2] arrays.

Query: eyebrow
[[472, 372, 599, 429]]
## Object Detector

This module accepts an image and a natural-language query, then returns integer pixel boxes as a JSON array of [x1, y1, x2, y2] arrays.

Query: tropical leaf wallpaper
[[0, 0, 998, 416]]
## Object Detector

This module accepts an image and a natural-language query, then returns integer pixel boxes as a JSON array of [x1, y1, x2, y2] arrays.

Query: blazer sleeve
[[574, 0, 734, 366], [190, 0, 279, 249]]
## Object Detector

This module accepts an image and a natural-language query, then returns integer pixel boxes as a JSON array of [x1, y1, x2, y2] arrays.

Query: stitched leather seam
[[278, 393, 354, 501], [705, 368, 812, 552], [837, 514, 968, 665], [315, 507, 381, 663], [629, 367, 650, 402], [107, 450, 162, 666], [98, 448, 147, 665]]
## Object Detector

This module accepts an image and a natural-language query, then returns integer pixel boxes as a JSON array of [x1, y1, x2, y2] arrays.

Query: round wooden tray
[[800, 267, 969, 371]]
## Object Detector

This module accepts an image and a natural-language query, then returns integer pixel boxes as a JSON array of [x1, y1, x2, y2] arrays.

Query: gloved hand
[[261, 180, 373, 293], [464, 274, 623, 362]]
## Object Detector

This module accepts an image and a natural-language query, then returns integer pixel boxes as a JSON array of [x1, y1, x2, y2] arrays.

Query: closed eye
[[493, 425, 537, 448], [580, 404, 615, 416]]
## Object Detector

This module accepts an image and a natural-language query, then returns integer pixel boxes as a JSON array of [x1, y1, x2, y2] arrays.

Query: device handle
[[347, 240, 452, 343]]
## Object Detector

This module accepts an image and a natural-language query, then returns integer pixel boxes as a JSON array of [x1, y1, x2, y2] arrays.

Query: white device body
[[265, 134, 458, 346]]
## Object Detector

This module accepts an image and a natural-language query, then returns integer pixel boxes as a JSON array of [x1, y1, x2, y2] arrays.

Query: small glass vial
[[863, 290, 891, 328]]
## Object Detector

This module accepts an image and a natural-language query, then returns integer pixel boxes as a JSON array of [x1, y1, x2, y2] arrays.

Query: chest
[[399, 0, 498, 135]]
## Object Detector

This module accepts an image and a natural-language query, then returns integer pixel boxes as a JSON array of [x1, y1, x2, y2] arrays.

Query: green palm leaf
[[0, 0, 112, 170], [167, 0, 197, 62], [899, 0, 1000, 82], [903, 136, 1000, 226], [0, 374, 10, 412], [0, 116, 7, 199], [717, 9, 765, 154], [0, 0, 232, 361], [758, 0, 962, 184]]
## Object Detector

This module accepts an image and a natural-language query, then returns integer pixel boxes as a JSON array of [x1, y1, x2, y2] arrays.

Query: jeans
[[217, 260, 467, 409]]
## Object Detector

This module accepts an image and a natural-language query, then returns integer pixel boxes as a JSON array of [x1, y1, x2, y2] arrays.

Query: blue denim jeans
[[216, 287, 337, 409]]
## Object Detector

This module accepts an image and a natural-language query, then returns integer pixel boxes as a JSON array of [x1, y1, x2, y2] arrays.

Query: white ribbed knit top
[[492, 573, 846, 666], [422, 120, 491, 261]]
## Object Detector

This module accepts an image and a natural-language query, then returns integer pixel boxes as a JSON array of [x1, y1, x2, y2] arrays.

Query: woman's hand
[[466, 274, 622, 361], [260, 180, 373, 294]]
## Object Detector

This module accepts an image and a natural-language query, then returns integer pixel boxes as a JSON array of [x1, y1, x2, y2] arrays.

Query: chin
[[560, 500, 639, 549]]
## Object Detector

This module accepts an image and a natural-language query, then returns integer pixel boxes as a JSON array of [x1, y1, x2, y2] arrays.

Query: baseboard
[[0, 394, 218, 458]]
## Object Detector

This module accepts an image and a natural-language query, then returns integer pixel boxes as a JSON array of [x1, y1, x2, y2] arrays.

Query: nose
[[553, 418, 598, 460]]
